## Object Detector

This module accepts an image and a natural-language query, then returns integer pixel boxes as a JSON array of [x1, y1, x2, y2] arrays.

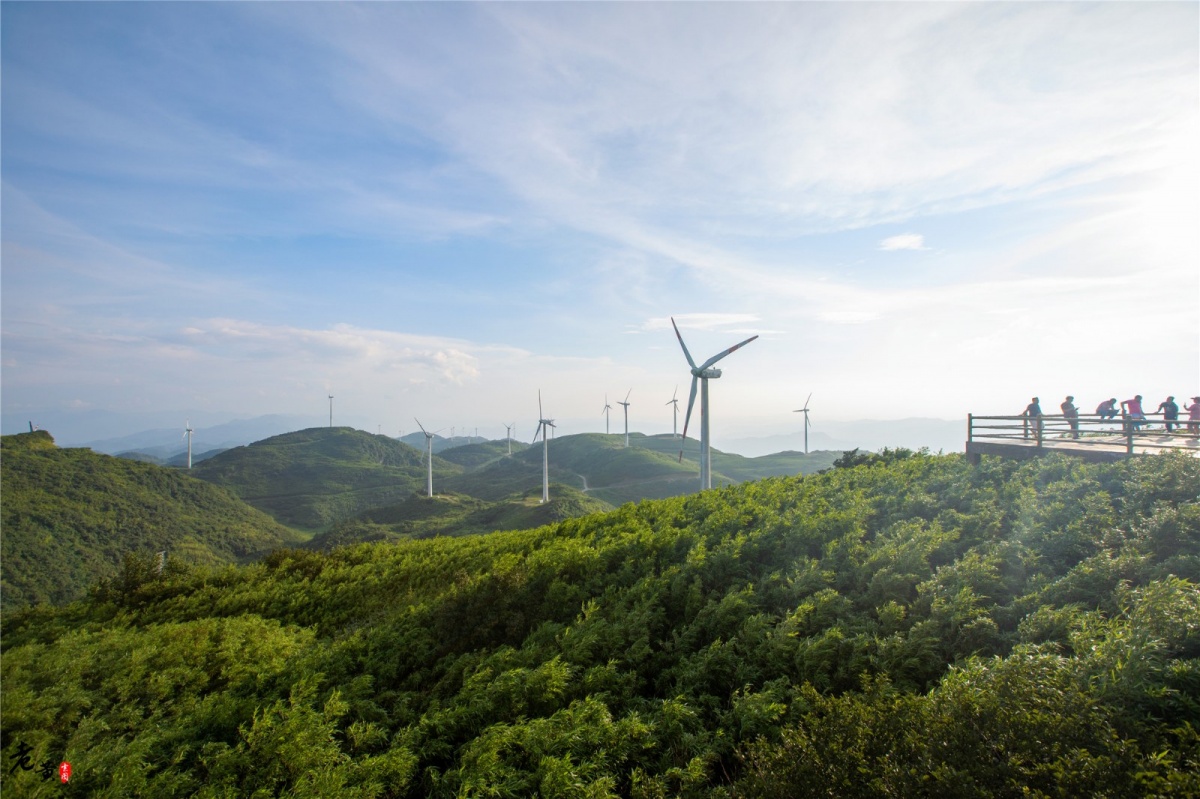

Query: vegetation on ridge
[[0, 431, 302, 608], [2, 450, 1197, 796], [190, 427, 460, 530]]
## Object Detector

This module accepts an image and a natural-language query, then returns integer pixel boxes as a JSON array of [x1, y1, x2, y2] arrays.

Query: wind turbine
[[602, 395, 613, 435], [671, 317, 759, 490], [618, 390, 633, 447], [328, 395, 334, 428], [666, 386, 680, 438], [532, 391, 556, 503], [182, 420, 194, 469], [504, 422, 515, 456], [414, 418, 442, 497], [793, 393, 813, 455]]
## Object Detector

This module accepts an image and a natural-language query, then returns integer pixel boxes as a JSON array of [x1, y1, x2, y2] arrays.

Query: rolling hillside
[[2, 450, 1196, 795], [0, 431, 303, 607], [180, 429, 839, 543], [443, 432, 837, 506], [191, 427, 461, 530]]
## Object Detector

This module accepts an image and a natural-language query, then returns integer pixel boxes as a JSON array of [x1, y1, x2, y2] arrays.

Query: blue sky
[[3, 2, 1197, 443]]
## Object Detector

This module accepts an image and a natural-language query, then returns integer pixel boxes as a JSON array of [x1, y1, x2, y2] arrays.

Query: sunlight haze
[[2, 2, 1197, 445]]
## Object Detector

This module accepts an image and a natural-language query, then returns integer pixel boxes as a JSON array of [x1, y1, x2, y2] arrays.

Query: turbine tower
[[671, 317, 758, 490], [602, 395, 613, 435], [618, 389, 632, 447], [666, 386, 680, 437], [532, 391, 556, 503], [328, 395, 334, 428], [183, 420, 194, 469], [414, 418, 440, 497], [793, 393, 813, 455], [504, 422, 515, 456]]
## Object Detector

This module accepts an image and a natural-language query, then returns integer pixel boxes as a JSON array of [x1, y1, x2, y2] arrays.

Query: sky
[[2, 1, 1197, 444]]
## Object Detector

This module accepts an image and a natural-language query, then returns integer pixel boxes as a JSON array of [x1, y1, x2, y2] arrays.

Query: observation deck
[[966, 413, 1200, 463]]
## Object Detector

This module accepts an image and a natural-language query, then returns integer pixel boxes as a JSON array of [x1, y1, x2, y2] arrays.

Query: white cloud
[[879, 234, 927, 251]]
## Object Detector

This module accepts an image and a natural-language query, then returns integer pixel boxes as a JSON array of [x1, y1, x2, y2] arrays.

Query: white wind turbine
[[671, 317, 759, 490], [182, 420, 194, 469], [504, 422, 515, 456], [602, 395, 613, 435], [618, 389, 632, 447], [666, 386, 680, 438], [532, 391, 556, 503], [793, 393, 813, 455], [414, 418, 442, 497], [328, 394, 334, 428]]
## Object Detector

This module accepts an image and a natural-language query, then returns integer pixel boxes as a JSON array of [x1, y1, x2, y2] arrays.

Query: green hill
[[0, 431, 302, 607], [3, 450, 1196, 796], [191, 427, 462, 530], [309, 486, 614, 548], [436, 439, 529, 470], [443, 432, 839, 506]]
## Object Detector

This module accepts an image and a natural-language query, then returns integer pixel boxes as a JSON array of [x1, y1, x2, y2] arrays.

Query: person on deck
[[1184, 397, 1200, 437], [1061, 396, 1079, 439], [1155, 397, 1180, 433], [1096, 398, 1118, 421], [1024, 397, 1043, 440], [1121, 395, 1146, 432]]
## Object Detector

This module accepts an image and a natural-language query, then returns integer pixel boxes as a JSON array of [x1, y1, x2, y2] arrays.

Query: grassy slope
[[0, 431, 303, 607], [191, 427, 462, 530]]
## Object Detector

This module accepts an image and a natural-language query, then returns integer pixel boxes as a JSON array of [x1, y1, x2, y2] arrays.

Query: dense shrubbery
[[2, 451, 1197, 796]]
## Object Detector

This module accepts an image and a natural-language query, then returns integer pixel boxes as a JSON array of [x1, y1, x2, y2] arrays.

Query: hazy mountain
[[80, 414, 315, 457], [725, 417, 966, 457], [0, 430, 302, 607]]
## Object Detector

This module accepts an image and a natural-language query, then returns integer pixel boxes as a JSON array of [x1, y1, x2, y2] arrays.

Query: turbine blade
[[414, 417, 428, 436], [699, 334, 759, 371], [670, 317, 698, 369], [624, 388, 632, 402], [539, 389, 543, 420], [803, 392, 812, 411], [532, 422, 542, 445], [681, 376, 699, 441]]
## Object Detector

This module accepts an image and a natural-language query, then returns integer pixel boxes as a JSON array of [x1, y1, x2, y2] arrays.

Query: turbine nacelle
[[697, 367, 722, 379]]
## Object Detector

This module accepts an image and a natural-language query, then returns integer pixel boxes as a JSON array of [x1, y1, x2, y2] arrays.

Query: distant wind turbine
[[504, 422, 515, 456], [618, 389, 632, 447], [414, 418, 442, 497], [671, 316, 758, 490], [328, 395, 334, 428], [602, 395, 613, 435], [182, 420, 194, 469], [666, 386, 680, 438], [793, 393, 813, 455], [532, 391, 556, 503]]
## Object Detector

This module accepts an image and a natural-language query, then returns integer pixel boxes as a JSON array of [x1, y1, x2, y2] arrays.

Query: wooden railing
[[967, 412, 1199, 457]]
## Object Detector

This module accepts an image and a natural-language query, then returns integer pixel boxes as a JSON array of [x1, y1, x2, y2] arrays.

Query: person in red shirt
[[1121, 395, 1146, 431]]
